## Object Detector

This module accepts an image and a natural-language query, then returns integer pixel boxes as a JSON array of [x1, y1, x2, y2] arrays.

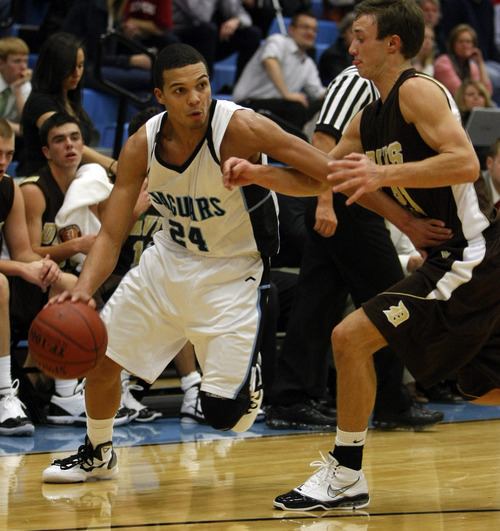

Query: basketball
[[28, 301, 108, 379]]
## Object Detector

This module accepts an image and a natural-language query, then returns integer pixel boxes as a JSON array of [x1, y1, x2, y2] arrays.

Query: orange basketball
[[28, 301, 107, 379]]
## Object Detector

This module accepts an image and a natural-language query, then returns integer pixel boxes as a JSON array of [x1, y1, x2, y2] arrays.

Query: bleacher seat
[[311, 0, 323, 18], [28, 54, 38, 70], [82, 89, 138, 150], [212, 53, 238, 94], [7, 160, 18, 178], [315, 42, 330, 63]]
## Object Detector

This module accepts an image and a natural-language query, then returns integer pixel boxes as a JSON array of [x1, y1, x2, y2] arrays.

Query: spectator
[[417, 0, 442, 53], [412, 24, 436, 76], [121, 0, 179, 52], [0, 37, 31, 139], [437, 0, 500, 103], [62, 0, 154, 102], [454, 78, 495, 123], [19, 32, 117, 177], [241, 0, 276, 36], [434, 24, 492, 97], [483, 137, 500, 209], [322, 0, 355, 23], [18, 113, 134, 426], [172, 0, 262, 83], [233, 10, 326, 139], [0, 117, 76, 436], [318, 11, 355, 85], [455, 78, 495, 168]]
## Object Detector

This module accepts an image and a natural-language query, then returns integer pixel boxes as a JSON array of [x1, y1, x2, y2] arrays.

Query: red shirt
[[124, 0, 172, 30]]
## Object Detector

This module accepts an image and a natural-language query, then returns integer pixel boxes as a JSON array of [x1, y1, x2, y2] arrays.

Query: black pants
[[270, 196, 412, 415], [241, 98, 324, 137], [176, 23, 262, 82]]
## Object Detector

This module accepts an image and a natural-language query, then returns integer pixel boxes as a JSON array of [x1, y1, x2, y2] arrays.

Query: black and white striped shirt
[[315, 65, 379, 141]]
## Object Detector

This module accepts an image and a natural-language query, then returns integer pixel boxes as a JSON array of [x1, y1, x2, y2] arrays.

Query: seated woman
[[434, 23, 492, 98], [454, 78, 496, 169], [19, 33, 117, 177]]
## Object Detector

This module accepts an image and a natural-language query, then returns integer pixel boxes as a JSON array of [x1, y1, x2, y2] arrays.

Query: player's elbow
[[462, 156, 480, 183]]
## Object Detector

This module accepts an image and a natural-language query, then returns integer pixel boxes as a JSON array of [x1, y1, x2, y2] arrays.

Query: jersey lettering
[[149, 192, 226, 220], [366, 141, 403, 165]]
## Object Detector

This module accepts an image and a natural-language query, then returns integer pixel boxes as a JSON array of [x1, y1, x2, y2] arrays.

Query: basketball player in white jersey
[[41, 43, 336, 483]]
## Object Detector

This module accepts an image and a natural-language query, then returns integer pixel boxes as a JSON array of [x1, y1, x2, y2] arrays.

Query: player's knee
[[200, 391, 249, 431]]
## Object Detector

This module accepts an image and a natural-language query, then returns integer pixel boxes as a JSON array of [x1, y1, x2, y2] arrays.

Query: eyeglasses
[[294, 24, 318, 33]]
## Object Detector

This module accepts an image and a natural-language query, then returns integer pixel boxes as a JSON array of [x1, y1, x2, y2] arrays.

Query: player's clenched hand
[[314, 200, 338, 237], [47, 289, 97, 309], [40, 255, 62, 289], [403, 216, 453, 252], [222, 157, 259, 190], [327, 153, 381, 204], [21, 256, 61, 292]]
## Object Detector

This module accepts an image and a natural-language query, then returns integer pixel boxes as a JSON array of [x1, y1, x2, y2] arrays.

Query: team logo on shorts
[[383, 300, 409, 327]]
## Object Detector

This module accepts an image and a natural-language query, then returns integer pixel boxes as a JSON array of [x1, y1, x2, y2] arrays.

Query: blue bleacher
[[82, 89, 138, 150], [311, 0, 323, 18], [211, 53, 238, 94]]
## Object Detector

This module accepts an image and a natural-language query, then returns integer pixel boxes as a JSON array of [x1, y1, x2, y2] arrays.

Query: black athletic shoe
[[305, 398, 337, 418], [420, 381, 464, 404], [372, 403, 444, 431], [265, 402, 337, 430]]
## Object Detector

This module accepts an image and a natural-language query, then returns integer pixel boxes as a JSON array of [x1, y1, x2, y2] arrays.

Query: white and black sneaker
[[42, 435, 118, 483], [120, 382, 161, 423], [46, 380, 86, 426], [0, 380, 34, 436], [231, 356, 263, 433], [274, 452, 369, 511], [180, 372, 206, 424]]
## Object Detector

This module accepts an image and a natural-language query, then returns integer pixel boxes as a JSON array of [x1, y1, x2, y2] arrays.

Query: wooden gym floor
[[2, 401, 500, 530]]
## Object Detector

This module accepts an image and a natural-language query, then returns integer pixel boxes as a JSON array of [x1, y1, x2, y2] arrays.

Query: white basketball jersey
[[145, 99, 279, 257]]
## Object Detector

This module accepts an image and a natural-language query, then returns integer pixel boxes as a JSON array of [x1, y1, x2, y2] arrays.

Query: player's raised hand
[[327, 153, 382, 204]]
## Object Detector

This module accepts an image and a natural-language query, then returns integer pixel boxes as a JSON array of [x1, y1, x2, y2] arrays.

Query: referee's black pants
[[270, 196, 413, 415]]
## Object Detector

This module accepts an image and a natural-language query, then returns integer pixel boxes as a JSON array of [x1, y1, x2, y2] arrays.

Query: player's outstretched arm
[[221, 109, 332, 196], [327, 78, 479, 199], [67, 131, 149, 304]]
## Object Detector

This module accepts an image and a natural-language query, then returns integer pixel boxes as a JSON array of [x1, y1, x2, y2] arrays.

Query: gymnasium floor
[[2, 399, 500, 530]]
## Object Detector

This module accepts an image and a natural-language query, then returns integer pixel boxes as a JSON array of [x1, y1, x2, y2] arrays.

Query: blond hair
[[454, 79, 493, 114], [0, 37, 29, 61], [0, 118, 14, 140]]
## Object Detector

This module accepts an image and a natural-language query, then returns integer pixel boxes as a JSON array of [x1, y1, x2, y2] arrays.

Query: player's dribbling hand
[[327, 153, 381, 204], [47, 289, 97, 309]]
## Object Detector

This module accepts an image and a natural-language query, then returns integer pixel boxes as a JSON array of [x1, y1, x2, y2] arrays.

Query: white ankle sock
[[54, 378, 79, 397], [335, 427, 367, 447], [87, 416, 114, 448], [180, 371, 201, 392], [0, 356, 12, 392]]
